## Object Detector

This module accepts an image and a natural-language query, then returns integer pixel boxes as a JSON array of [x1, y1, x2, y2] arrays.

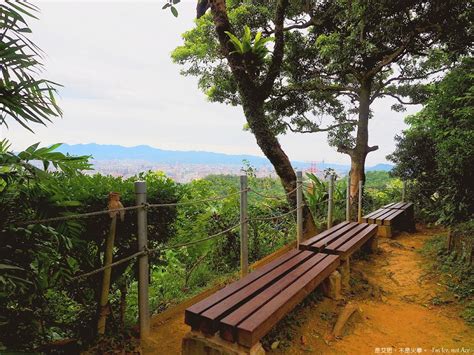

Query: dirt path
[[143, 227, 474, 354]]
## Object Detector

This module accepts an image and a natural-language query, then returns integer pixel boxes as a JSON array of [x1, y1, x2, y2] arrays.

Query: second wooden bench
[[299, 221, 378, 287], [362, 202, 414, 238]]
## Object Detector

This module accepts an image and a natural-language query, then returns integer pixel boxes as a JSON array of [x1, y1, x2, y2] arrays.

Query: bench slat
[[197, 250, 314, 333], [325, 223, 376, 255], [235, 254, 340, 347], [391, 202, 405, 209], [375, 209, 400, 225], [383, 209, 404, 225], [362, 208, 385, 220], [335, 224, 378, 257], [219, 253, 327, 342], [305, 222, 360, 251], [368, 209, 391, 223], [184, 249, 300, 330], [299, 221, 350, 250]]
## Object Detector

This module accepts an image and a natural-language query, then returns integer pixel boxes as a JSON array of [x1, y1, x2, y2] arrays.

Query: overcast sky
[[2, 0, 420, 165]]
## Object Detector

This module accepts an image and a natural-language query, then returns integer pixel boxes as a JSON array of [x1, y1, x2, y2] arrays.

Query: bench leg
[[363, 235, 378, 254], [406, 206, 416, 232], [377, 225, 392, 238], [338, 258, 350, 290], [322, 270, 342, 300], [182, 331, 265, 355]]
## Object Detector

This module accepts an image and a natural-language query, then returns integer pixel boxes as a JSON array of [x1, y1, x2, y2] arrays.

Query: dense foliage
[[388, 59, 474, 225], [0, 141, 181, 350], [421, 221, 474, 325], [0, 1, 61, 131], [0, 145, 400, 351]]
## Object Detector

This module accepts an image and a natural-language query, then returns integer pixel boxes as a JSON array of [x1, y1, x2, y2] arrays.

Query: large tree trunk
[[346, 79, 378, 219], [243, 97, 317, 237], [207, 0, 317, 237]]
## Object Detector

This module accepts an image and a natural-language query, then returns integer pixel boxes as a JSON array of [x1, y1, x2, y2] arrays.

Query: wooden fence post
[[240, 175, 249, 277], [135, 181, 150, 338], [97, 206, 117, 335], [327, 175, 334, 229], [346, 175, 351, 222], [402, 180, 407, 202], [296, 171, 303, 247], [358, 180, 363, 223]]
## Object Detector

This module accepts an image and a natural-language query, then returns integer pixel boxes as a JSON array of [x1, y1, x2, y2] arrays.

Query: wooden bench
[[362, 201, 415, 238], [299, 221, 378, 287], [182, 249, 340, 353], [299, 221, 378, 257]]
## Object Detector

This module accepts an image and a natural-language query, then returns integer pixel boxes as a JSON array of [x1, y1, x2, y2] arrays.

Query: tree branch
[[284, 120, 357, 134], [208, 0, 254, 92], [260, 0, 289, 99], [380, 92, 419, 105], [382, 65, 451, 87], [366, 43, 408, 79]]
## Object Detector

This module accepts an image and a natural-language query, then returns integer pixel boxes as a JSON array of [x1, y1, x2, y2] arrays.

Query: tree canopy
[[172, 0, 472, 212], [388, 58, 474, 225]]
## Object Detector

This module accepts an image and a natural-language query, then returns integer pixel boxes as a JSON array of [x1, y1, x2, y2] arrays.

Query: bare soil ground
[[143, 226, 474, 354]]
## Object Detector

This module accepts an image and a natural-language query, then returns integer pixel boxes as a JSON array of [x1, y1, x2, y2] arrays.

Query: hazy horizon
[[1, 1, 421, 165]]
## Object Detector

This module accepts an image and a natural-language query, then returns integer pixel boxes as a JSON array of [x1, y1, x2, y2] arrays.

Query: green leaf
[[225, 31, 243, 54], [171, 6, 178, 17], [0, 263, 24, 271]]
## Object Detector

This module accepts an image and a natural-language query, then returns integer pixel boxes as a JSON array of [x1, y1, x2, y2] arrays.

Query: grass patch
[[420, 223, 474, 326]]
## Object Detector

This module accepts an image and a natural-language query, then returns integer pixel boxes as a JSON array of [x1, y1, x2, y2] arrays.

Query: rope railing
[[14, 189, 247, 227], [71, 250, 146, 281], [146, 190, 245, 209], [248, 186, 298, 201], [153, 221, 241, 252], [71, 220, 242, 281], [12, 172, 408, 339], [248, 207, 299, 222], [17, 205, 144, 226]]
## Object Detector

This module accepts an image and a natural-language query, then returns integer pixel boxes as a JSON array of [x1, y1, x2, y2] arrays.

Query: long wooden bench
[[299, 221, 378, 288], [183, 249, 340, 352], [299, 221, 378, 258], [362, 201, 415, 238]]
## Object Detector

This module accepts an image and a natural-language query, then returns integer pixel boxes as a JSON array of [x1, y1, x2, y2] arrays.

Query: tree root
[[328, 302, 361, 340]]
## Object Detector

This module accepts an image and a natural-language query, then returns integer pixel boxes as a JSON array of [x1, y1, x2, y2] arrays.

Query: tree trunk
[[349, 151, 367, 219], [207, 0, 316, 236], [243, 97, 317, 237], [346, 78, 378, 219]]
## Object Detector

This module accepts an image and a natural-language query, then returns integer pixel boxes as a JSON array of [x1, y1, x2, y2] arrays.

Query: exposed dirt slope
[[143, 226, 474, 354]]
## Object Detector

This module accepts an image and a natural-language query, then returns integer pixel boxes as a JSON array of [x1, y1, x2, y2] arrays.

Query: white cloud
[[2, 1, 418, 165]]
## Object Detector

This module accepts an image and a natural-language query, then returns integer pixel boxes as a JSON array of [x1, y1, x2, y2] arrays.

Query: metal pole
[[327, 175, 334, 229], [402, 180, 407, 202], [358, 180, 363, 223], [240, 175, 249, 277], [346, 174, 351, 222], [296, 171, 303, 247], [135, 181, 149, 338]]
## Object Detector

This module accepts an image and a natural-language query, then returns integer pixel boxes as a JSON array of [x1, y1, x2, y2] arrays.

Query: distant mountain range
[[57, 143, 393, 172]]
